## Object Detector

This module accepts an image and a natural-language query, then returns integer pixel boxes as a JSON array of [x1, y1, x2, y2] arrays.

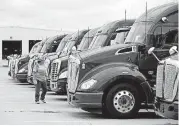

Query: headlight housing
[[59, 71, 67, 79], [18, 68, 28, 73], [80, 79, 97, 90]]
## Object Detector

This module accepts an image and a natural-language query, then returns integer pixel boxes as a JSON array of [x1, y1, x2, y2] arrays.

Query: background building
[[0, 26, 69, 60]]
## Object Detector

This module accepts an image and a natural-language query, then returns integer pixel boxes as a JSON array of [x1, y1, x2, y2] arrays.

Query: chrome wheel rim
[[113, 90, 135, 113]]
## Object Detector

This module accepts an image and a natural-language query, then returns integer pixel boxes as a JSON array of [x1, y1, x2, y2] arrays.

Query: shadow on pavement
[[69, 111, 161, 120], [15, 83, 30, 85], [136, 112, 160, 119], [69, 111, 104, 119], [52, 97, 67, 101], [47, 92, 57, 95]]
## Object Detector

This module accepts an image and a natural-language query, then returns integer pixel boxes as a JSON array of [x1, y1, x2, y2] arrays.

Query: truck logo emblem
[[148, 71, 154, 75]]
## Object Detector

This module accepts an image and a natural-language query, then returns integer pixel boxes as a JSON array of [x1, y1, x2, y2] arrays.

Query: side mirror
[[148, 47, 155, 55], [72, 46, 77, 52], [169, 46, 178, 55], [148, 47, 160, 62]]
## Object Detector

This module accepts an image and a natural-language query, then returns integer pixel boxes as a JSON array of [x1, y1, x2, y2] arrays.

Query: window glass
[[113, 31, 129, 45], [77, 37, 93, 50], [125, 22, 153, 44], [29, 44, 38, 54], [167, 11, 178, 23], [153, 26, 178, 48], [89, 34, 108, 49], [50, 44, 58, 52], [163, 30, 178, 45]]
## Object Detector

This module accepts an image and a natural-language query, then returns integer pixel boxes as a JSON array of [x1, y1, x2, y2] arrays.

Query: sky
[[0, 0, 177, 32]]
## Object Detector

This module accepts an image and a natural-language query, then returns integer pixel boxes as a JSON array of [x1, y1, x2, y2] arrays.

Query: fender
[[78, 62, 153, 103], [79, 62, 140, 84]]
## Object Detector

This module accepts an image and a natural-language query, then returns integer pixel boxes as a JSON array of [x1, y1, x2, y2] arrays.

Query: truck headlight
[[80, 79, 97, 90], [59, 71, 67, 79], [18, 68, 28, 73]]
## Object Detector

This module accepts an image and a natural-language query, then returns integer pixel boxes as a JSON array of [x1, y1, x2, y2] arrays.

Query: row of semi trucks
[[8, 3, 178, 119]]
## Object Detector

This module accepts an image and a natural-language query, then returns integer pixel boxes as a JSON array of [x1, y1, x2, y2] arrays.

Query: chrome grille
[[164, 64, 177, 100], [68, 58, 80, 93], [156, 58, 179, 101], [156, 64, 164, 98], [51, 62, 58, 81]]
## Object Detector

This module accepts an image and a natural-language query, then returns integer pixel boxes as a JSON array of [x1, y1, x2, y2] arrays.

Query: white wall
[[0, 26, 70, 60]]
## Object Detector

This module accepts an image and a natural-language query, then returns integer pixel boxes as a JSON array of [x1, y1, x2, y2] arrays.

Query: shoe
[[35, 101, 40, 104], [41, 100, 46, 103]]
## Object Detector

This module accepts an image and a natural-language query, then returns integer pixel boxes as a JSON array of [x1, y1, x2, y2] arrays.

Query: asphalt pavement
[[0, 67, 178, 125]]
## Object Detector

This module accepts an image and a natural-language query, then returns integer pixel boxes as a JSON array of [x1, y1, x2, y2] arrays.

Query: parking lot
[[0, 67, 177, 125]]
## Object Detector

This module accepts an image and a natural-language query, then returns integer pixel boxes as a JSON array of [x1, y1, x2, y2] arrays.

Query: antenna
[[88, 27, 90, 47], [125, 9, 126, 24], [77, 29, 79, 41], [145, 1, 148, 44]]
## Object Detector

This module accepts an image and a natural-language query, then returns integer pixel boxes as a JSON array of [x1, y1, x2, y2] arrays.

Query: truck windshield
[[61, 40, 76, 55], [40, 37, 57, 53], [35, 43, 43, 53], [88, 34, 108, 49], [114, 31, 129, 45], [29, 44, 38, 54], [56, 40, 66, 53], [77, 37, 93, 51], [125, 22, 153, 44]]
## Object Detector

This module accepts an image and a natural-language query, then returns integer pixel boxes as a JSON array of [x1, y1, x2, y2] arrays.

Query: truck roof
[[70, 29, 89, 41], [136, 2, 178, 23], [96, 20, 135, 35], [83, 27, 100, 38]]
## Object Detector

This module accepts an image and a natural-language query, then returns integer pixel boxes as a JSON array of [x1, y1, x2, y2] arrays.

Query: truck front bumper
[[16, 73, 27, 81], [68, 91, 103, 109], [50, 78, 67, 93], [155, 98, 178, 120]]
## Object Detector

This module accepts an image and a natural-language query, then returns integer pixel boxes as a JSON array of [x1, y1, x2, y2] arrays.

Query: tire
[[104, 83, 140, 118], [55, 90, 67, 95]]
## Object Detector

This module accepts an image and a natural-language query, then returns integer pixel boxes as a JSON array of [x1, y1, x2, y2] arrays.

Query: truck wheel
[[105, 83, 140, 118]]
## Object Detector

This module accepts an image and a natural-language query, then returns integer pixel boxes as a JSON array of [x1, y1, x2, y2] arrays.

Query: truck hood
[[29, 53, 43, 59], [47, 54, 59, 61], [18, 55, 29, 61], [78, 44, 133, 63]]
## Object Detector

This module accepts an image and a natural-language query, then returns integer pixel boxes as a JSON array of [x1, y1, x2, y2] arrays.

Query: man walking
[[35, 81, 47, 104]]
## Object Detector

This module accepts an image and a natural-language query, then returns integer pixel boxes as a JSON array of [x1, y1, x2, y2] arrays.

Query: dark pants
[[35, 81, 47, 102]]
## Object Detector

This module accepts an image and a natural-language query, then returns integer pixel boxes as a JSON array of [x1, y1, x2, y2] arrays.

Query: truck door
[[139, 26, 178, 84]]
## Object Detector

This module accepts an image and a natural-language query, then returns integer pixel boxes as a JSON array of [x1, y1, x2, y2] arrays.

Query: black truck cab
[[49, 29, 90, 93], [15, 42, 42, 82], [27, 35, 64, 84], [31, 35, 66, 85], [32, 34, 73, 86], [67, 3, 178, 118], [27, 39, 47, 84], [49, 28, 99, 93], [50, 20, 134, 94]]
